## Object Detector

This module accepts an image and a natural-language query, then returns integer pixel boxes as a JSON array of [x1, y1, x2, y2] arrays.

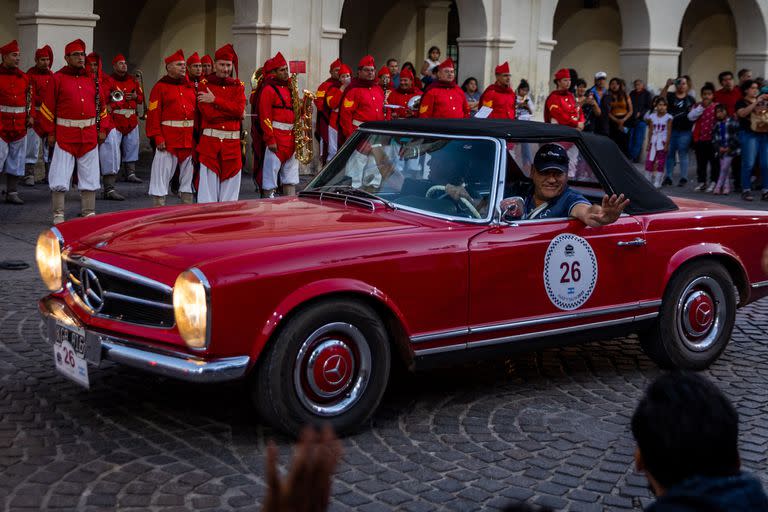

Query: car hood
[[82, 198, 421, 270]]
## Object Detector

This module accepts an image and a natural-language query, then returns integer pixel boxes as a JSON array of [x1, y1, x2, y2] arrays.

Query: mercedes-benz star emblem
[[322, 355, 347, 386], [695, 302, 712, 326], [80, 268, 105, 312]]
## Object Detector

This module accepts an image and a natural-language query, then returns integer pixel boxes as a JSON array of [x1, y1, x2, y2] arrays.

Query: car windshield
[[306, 132, 498, 221]]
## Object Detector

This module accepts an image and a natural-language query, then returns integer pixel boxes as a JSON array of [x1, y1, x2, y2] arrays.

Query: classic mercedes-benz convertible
[[37, 119, 768, 434]]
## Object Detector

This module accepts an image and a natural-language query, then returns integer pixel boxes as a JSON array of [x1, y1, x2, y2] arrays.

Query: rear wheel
[[640, 261, 736, 370], [252, 299, 391, 436]]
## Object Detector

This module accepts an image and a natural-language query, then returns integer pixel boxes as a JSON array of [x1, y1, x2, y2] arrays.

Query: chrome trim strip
[[635, 312, 660, 322], [751, 280, 768, 289], [411, 343, 467, 357], [186, 267, 212, 351], [102, 291, 174, 309], [39, 297, 247, 383], [409, 300, 663, 343], [64, 253, 173, 295]]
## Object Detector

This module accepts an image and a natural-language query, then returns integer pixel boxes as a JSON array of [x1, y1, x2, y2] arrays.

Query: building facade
[[4, 0, 767, 111]]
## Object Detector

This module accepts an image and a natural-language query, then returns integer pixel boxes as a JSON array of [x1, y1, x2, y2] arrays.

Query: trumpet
[[110, 89, 124, 103]]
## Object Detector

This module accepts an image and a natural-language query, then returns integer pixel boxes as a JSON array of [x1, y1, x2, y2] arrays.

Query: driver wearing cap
[[523, 143, 629, 226]]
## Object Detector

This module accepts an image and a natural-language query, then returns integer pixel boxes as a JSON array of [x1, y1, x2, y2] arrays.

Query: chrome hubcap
[[293, 322, 371, 417], [676, 276, 726, 352]]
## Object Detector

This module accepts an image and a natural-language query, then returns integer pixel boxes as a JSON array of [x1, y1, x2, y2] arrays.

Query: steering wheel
[[425, 185, 482, 219]]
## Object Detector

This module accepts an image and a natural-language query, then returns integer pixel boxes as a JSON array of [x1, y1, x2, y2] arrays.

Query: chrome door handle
[[617, 237, 646, 247]]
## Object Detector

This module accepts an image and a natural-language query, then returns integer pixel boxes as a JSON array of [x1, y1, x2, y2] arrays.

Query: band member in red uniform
[[479, 61, 516, 119], [338, 55, 384, 143], [253, 52, 298, 198], [324, 63, 351, 162], [88, 52, 123, 200], [187, 52, 202, 83], [0, 40, 29, 204], [418, 58, 469, 119], [201, 54, 213, 77], [146, 49, 196, 205], [377, 65, 391, 90], [545, 68, 584, 129], [39, 39, 111, 224], [24, 44, 53, 187], [386, 67, 421, 120], [314, 58, 341, 166], [196, 43, 245, 203]]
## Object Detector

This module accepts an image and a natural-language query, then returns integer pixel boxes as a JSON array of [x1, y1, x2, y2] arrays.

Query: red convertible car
[[37, 119, 768, 434]]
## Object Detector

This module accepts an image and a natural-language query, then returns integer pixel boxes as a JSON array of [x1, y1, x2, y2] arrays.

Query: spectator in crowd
[[400, 61, 423, 90], [688, 82, 719, 192], [420, 46, 441, 80], [515, 79, 535, 121], [629, 79, 653, 162], [661, 75, 696, 186], [738, 68, 752, 86], [574, 78, 601, 132], [461, 76, 481, 115], [644, 96, 672, 189], [588, 71, 608, 103], [387, 58, 399, 88], [601, 77, 633, 155], [712, 103, 740, 195], [568, 68, 579, 94], [735, 79, 768, 201], [632, 372, 768, 512], [714, 71, 742, 115], [422, 65, 438, 89]]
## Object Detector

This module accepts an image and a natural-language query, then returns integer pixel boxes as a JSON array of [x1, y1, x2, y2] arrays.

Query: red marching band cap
[[264, 51, 287, 73], [437, 57, 455, 70], [35, 45, 53, 63], [399, 67, 414, 81], [339, 63, 352, 76], [0, 40, 20, 55], [358, 55, 374, 68], [86, 52, 99, 64], [64, 39, 85, 55], [112, 53, 126, 66], [164, 49, 185, 64], [495, 61, 510, 75], [214, 43, 238, 77], [186, 51, 201, 65], [377, 65, 390, 77], [201, 54, 213, 65], [554, 68, 570, 80], [329, 58, 342, 72]]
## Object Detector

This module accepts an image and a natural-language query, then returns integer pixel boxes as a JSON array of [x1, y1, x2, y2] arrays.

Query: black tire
[[639, 261, 736, 370], [252, 298, 391, 436]]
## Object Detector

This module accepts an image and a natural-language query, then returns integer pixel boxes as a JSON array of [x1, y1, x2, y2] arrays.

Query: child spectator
[[575, 78, 601, 132], [515, 79, 535, 121], [688, 82, 719, 191], [644, 96, 672, 189], [461, 77, 481, 115], [712, 104, 740, 195]]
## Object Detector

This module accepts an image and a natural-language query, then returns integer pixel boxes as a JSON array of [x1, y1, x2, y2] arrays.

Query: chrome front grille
[[64, 255, 175, 328]]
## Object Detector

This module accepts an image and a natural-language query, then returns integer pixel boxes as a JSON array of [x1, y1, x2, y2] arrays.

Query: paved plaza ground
[[1, 157, 767, 511]]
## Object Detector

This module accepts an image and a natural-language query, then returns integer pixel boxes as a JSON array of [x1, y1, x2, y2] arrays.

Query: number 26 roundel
[[544, 234, 598, 310]]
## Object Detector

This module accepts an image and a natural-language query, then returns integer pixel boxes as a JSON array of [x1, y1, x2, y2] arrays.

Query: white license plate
[[53, 321, 90, 388]]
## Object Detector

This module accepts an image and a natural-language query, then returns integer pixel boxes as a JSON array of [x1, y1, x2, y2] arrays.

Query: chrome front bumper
[[39, 296, 250, 383]]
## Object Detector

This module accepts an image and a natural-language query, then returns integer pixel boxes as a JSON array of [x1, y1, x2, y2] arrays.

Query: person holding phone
[[661, 75, 696, 187]]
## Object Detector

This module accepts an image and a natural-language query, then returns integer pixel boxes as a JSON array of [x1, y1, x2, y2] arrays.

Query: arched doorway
[[551, 0, 622, 86], [679, 0, 736, 91]]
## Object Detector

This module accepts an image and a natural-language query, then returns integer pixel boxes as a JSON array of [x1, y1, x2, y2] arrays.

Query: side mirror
[[500, 196, 525, 223]]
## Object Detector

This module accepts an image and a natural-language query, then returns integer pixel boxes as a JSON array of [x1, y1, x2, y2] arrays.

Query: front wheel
[[252, 299, 391, 436], [640, 261, 736, 370]]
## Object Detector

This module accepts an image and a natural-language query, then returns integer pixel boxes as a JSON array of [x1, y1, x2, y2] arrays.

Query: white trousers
[[261, 148, 299, 191], [49, 144, 100, 192], [327, 127, 338, 162], [117, 125, 140, 162], [99, 129, 121, 175], [25, 128, 50, 165], [0, 137, 27, 176], [197, 164, 241, 203], [148, 149, 194, 196]]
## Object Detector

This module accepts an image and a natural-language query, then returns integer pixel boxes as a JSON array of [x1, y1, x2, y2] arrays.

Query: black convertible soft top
[[360, 118, 678, 215]]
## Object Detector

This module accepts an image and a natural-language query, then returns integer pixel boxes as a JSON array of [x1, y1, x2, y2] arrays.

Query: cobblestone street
[[1, 160, 767, 511]]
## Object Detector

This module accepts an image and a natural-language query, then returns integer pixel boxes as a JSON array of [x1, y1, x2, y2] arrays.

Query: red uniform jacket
[[258, 80, 295, 163], [0, 66, 29, 143], [479, 83, 516, 119], [325, 84, 344, 129], [39, 66, 111, 157], [544, 90, 584, 127], [105, 72, 143, 135], [145, 76, 196, 159], [197, 75, 246, 180], [339, 79, 384, 139], [27, 66, 53, 137], [386, 87, 421, 120], [418, 82, 469, 119], [314, 78, 338, 133]]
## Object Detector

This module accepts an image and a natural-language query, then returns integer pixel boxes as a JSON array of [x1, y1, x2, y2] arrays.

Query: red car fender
[[247, 278, 412, 363], [663, 243, 750, 304]]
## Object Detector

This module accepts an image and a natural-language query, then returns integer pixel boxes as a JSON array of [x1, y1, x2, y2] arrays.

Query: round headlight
[[173, 269, 209, 350], [36, 230, 63, 291]]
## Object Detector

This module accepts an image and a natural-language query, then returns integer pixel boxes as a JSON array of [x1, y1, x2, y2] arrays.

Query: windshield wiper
[[310, 185, 396, 210]]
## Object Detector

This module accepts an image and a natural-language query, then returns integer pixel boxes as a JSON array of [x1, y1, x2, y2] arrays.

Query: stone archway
[[679, 0, 736, 90], [727, 0, 768, 76]]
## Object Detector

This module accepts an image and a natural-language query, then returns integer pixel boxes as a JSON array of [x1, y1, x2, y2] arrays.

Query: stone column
[[16, 0, 99, 70], [416, 1, 452, 64], [619, 47, 682, 92], [737, 52, 768, 78]]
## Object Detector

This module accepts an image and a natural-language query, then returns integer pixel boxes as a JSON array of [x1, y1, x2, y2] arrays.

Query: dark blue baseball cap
[[533, 143, 569, 173]]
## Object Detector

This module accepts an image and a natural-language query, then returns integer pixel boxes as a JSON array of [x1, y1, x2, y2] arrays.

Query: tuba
[[290, 73, 315, 165]]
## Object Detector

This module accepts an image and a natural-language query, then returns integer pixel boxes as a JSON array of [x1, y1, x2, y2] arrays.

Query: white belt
[[113, 109, 136, 118], [202, 128, 239, 139], [56, 117, 95, 128], [352, 119, 364, 127], [0, 105, 25, 114], [271, 121, 293, 131], [161, 120, 194, 128]]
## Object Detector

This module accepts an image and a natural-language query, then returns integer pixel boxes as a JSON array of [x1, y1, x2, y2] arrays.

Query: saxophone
[[290, 73, 315, 165]]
